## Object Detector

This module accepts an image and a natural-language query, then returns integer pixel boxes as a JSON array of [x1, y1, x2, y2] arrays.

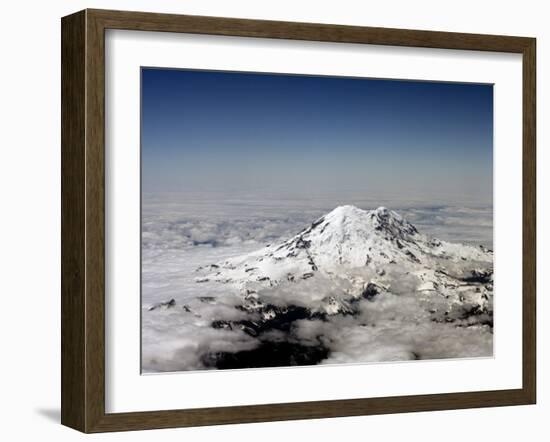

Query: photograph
[[140, 68, 494, 373]]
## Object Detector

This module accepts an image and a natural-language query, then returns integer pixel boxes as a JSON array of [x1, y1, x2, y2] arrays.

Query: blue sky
[[141, 68, 493, 202]]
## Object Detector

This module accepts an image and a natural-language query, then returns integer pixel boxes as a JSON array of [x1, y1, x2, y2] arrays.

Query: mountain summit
[[198, 205, 490, 285], [280, 205, 422, 270]]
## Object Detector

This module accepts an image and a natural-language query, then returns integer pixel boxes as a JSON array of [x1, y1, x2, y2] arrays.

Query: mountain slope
[[196, 206, 493, 319]]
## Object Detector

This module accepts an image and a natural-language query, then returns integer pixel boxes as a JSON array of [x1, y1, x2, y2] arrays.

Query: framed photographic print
[[61, 9, 536, 433]]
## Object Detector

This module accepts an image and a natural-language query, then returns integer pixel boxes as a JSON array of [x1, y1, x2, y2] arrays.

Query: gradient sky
[[141, 68, 493, 202]]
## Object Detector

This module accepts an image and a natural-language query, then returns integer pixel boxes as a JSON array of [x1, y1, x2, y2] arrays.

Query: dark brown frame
[[61, 8, 536, 433]]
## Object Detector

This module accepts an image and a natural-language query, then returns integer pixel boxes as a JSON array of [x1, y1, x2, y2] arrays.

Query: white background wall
[[0, 0, 546, 440]]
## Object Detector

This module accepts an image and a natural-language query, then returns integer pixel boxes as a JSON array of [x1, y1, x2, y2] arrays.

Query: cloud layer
[[141, 193, 493, 373]]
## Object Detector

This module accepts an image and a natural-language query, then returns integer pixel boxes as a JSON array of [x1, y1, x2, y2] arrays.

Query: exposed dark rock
[[319, 222, 330, 234], [405, 250, 421, 263], [295, 237, 312, 249], [431, 303, 493, 328], [192, 239, 219, 247], [202, 341, 330, 369], [198, 296, 216, 304], [251, 305, 322, 334], [361, 283, 380, 301], [479, 245, 493, 253], [462, 269, 493, 284], [324, 296, 357, 316], [310, 216, 325, 229], [211, 320, 233, 330], [430, 238, 442, 247], [238, 322, 260, 337], [228, 303, 329, 339], [148, 298, 176, 311]]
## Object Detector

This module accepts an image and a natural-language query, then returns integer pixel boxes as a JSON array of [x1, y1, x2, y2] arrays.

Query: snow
[[198, 205, 492, 310]]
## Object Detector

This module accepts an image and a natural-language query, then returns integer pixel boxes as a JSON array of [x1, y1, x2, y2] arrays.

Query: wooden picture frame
[[61, 8, 536, 433]]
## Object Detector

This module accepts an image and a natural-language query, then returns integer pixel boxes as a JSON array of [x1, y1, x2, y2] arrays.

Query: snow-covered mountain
[[196, 206, 493, 320]]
